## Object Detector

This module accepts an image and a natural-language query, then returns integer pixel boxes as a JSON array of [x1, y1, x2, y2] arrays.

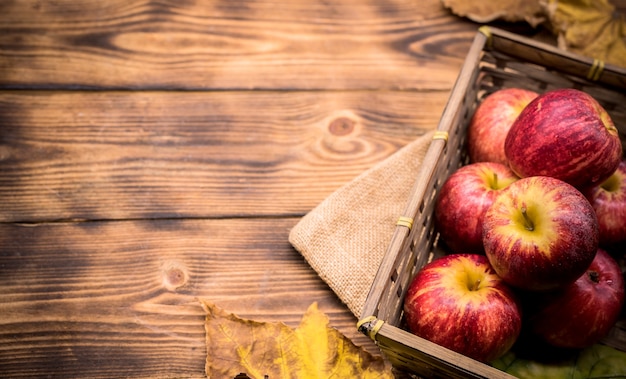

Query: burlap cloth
[[289, 130, 435, 318]]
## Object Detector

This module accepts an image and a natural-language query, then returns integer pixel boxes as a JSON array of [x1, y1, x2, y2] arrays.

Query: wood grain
[[11, 0, 622, 377], [0, 217, 377, 378], [0, 0, 476, 90], [0, 1, 468, 376], [0, 90, 447, 222]]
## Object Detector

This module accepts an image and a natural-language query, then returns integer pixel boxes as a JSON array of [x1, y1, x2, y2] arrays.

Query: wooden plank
[[0, 90, 447, 222], [0, 217, 378, 378], [0, 0, 476, 90]]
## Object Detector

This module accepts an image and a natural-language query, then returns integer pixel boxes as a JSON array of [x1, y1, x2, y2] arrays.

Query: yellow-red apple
[[467, 87, 538, 165], [584, 160, 626, 247], [435, 162, 519, 255], [482, 176, 599, 291], [529, 248, 625, 349], [403, 254, 522, 363], [505, 88, 621, 190]]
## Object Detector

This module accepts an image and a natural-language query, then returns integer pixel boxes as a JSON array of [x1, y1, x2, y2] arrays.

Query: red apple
[[403, 254, 522, 363], [584, 160, 626, 246], [435, 162, 519, 255], [482, 176, 599, 291], [529, 248, 625, 349], [467, 87, 538, 165], [504, 88, 622, 189]]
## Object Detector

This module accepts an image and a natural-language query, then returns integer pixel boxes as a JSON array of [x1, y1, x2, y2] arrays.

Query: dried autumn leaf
[[441, 0, 545, 27], [200, 300, 393, 379], [543, 0, 626, 68]]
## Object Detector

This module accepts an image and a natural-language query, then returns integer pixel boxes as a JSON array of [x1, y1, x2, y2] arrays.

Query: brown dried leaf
[[543, 0, 626, 68], [441, 0, 545, 27], [200, 301, 393, 379]]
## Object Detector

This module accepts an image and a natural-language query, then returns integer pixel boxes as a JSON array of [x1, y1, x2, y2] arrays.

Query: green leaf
[[492, 344, 626, 379]]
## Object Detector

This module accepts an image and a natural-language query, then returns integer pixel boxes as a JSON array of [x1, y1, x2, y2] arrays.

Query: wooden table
[[1, 1, 621, 378]]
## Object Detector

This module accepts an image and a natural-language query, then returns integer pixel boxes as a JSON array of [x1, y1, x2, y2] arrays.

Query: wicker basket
[[358, 26, 626, 379]]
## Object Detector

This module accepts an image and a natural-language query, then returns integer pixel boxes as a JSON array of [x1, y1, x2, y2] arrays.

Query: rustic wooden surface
[[0, 1, 622, 378]]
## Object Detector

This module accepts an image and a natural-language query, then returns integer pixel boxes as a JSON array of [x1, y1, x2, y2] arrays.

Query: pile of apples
[[402, 87, 626, 364]]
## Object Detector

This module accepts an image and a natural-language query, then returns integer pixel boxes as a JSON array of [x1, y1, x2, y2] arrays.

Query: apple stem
[[520, 206, 534, 231], [493, 173, 498, 189], [589, 271, 600, 283], [469, 278, 481, 291]]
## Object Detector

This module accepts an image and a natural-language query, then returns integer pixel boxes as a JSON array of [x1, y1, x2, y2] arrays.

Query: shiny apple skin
[[435, 162, 519, 255], [504, 88, 622, 190], [468, 87, 538, 165], [403, 254, 522, 363], [483, 176, 599, 291], [529, 248, 625, 349], [585, 160, 626, 246]]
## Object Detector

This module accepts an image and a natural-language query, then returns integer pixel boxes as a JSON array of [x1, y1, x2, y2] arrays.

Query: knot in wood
[[161, 260, 189, 291], [328, 117, 355, 136]]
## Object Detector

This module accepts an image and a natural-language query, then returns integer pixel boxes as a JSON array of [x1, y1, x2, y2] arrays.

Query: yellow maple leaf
[[200, 301, 393, 379], [441, 0, 545, 27], [543, 0, 626, 68]]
